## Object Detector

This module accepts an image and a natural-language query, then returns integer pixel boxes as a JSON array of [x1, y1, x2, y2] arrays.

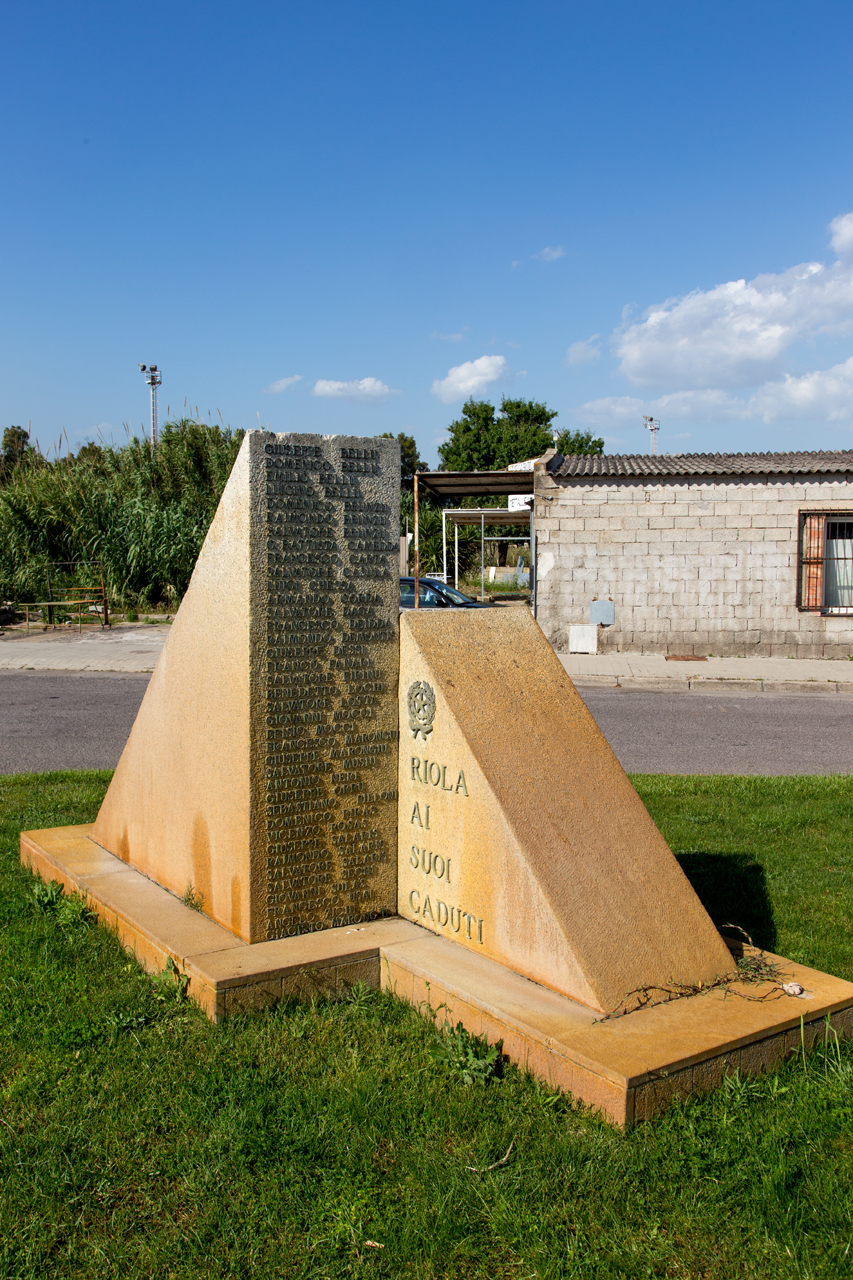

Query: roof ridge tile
[[550, 448, 853, 479]]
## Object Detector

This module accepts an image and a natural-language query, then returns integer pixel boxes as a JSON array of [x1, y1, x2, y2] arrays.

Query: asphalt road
[[0, 671, 151, 775], [1, 671, 852, 776], [579, 688, 853, 776]]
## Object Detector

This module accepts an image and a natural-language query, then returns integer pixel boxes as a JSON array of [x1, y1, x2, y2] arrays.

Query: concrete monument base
[[21, 823, 853, 1127], [20, 825, 420, 1020], [380, 932, 853, 1127]]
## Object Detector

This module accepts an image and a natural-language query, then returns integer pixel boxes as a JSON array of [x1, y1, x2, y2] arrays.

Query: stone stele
[[397, 607, 734, 1015], [92, 430, 401, 943]]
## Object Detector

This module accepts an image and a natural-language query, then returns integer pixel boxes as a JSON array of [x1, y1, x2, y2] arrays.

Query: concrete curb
[[573, 676, 853, 694]]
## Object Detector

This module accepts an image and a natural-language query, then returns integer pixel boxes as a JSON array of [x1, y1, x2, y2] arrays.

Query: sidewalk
[[559, 652, 853, 694], [2, 622, 852, 692], [0, 623, 170, 673]]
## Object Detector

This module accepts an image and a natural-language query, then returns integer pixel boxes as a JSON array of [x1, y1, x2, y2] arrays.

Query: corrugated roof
[[417, 470, 534, 498], [545, 450, 853, 478]]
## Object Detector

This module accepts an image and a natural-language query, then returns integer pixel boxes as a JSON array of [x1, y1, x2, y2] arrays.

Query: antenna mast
[[643, 415, 660, 456], [138, 364, 162, 451]]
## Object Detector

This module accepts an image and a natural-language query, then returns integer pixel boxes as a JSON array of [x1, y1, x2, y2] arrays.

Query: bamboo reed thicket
[[0, 419, 244, 611], [1, 420, 525, 609]]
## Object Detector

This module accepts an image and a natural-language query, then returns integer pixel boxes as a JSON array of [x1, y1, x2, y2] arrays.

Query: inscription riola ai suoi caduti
[[263, 434, 400, 938]]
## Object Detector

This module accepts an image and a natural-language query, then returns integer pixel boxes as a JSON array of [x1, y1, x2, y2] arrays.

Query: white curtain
[[825, 522, 853, 610]]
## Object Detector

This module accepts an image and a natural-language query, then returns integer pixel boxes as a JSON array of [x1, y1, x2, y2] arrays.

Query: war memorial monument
[[20, 431, 853, 1126]]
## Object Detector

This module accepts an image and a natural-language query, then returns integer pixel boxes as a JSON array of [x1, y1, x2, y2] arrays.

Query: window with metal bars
[[798, 514, 853, 612]]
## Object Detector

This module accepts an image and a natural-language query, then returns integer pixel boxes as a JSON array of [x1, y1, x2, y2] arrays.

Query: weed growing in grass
[[29, 875, 95, 929], [159, 953, 191, 999], [315, 1184, 382, 1261], [431, 1018, 504, 1084], [344, 980, 376, 1014]]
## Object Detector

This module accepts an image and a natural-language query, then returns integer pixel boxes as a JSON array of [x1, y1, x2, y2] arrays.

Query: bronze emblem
[[407, 680, 436, 740]]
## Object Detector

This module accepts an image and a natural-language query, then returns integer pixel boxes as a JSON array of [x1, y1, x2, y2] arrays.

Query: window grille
[[798, 514, 853, 612]]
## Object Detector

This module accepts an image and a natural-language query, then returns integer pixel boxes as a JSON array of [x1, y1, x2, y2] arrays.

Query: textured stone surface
[[91, 431, 400, 942], [397, 608, 734, 1014]]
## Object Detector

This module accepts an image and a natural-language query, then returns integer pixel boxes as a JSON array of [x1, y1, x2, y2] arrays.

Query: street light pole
[[138, 364, 162, 451]]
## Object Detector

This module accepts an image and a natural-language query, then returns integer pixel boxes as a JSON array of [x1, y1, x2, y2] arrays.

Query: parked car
[[399, 578, 490, 609]]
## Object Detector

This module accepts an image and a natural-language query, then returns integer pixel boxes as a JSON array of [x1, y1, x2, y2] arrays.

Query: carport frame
[[439, 507, 533, 600], [412, 470, 535, 608]]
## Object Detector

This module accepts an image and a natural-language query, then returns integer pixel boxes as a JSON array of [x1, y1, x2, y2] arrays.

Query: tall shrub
[[0, 420, 244, 608]]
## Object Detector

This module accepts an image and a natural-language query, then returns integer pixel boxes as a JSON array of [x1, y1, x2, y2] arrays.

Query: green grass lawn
[[1, 772, 853, 1279], [458, 577, 530, 597]]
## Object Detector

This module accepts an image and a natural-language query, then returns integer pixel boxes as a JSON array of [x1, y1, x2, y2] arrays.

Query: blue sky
[[4, 1, 853, 465]]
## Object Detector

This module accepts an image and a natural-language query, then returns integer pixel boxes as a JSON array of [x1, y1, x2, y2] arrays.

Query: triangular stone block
[[92, 431, 401, 943], [397, 609, 733, 1014]]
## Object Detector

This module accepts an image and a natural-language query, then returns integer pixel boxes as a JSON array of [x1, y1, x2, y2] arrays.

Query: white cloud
[[312, 377, 396, 400], [574, 396, 646, 427], [575, 356, 853, 428], [532, 245, 566, 262], [432, 330, 466, 342], [575, 389, 753, 428], [265, 375, 302, 393], [750, 356, 853, 422], [615, 212, 853, 389], [830, 212, 853, 258], [431, 355, 506, 404], [565, 335, 601, 367]]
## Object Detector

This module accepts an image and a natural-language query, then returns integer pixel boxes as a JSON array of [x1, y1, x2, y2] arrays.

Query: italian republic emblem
[[407, 680, 436, 740]]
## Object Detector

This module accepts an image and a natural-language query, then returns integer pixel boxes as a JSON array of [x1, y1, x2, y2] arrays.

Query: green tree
[[497, 396, 559, 462], [438, 397, 558, 472], [554, 427, 604, 456], [379, 432, 426, 488], [75, 442, 104, 465], [1, 427, 31, 480]]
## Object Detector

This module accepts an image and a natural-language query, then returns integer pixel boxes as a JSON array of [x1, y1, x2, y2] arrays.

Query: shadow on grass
[[676, 851, 777, 952]]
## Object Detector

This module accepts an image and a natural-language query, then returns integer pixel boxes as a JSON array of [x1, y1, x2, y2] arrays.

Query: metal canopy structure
[[417, 469, 535, 500], [440, 507, 532, 526], [440, 505, 533, 598], [411, 468, 536, 608]]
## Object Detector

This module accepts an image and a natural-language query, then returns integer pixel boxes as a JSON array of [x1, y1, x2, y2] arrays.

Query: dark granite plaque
[[250, 432, 401, 938]]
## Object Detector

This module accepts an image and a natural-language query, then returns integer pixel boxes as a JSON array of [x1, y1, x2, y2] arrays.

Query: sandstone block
[[91, 431, 401, 943], [396, 609, 733, 1014]]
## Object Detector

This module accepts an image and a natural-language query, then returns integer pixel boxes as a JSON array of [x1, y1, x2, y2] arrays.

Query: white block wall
[[533, 471, 853, 657]]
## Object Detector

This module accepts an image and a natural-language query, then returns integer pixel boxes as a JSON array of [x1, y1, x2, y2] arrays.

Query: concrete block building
[[533, 450, 853, 658]]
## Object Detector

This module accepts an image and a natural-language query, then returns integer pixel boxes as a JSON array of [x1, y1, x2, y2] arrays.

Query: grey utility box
[[590, 598, 615, 627]]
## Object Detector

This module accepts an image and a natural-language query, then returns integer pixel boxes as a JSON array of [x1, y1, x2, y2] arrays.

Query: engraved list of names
[[260, 432, 400, 940]]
